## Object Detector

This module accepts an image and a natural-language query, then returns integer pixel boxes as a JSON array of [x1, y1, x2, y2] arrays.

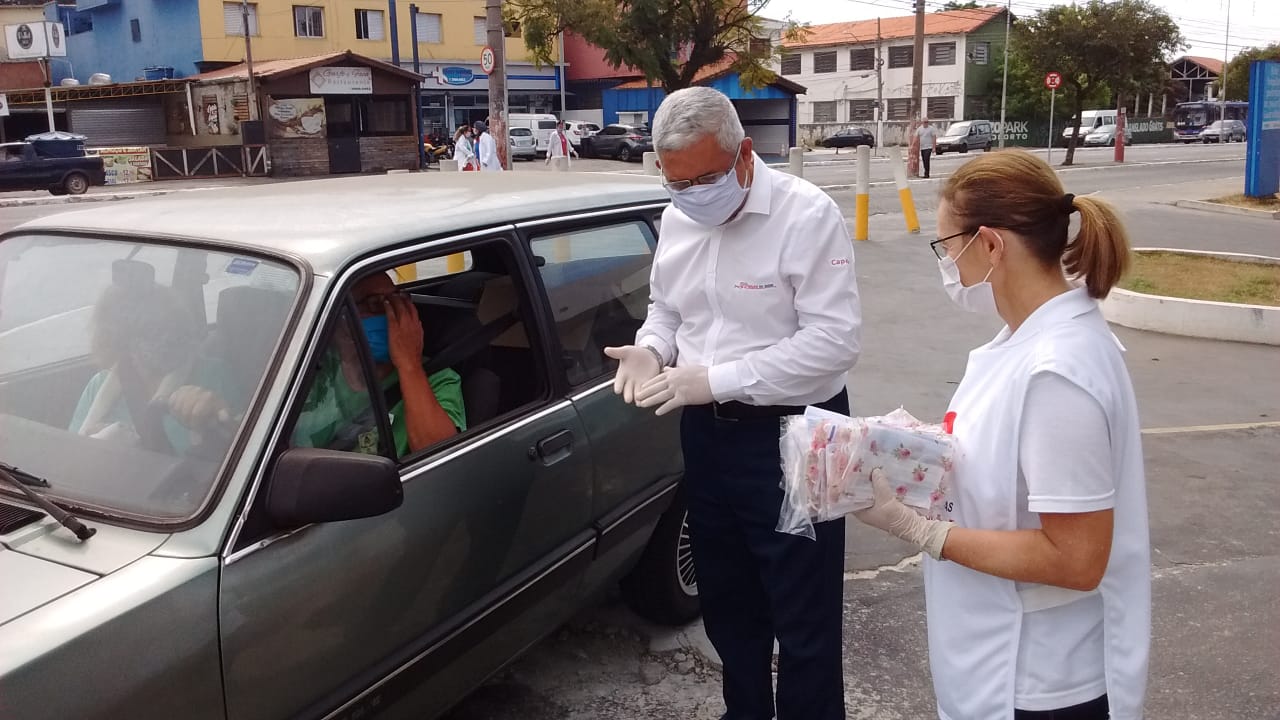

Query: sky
[[760, 0, 1280, 62]]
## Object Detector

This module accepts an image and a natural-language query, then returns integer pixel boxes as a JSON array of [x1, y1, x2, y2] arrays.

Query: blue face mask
[[361, 315, 390, 363]]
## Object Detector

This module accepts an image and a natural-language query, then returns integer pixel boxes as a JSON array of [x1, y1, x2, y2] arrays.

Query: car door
[[598, 126, 624, 155], [218, 232, 595, 720], [517, 209, 684, 589]]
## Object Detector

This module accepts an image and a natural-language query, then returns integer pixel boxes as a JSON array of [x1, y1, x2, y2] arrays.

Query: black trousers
[[920, 148, 933, 178], [681, 391, 849, 720], [1015, 695, 1109, 720]]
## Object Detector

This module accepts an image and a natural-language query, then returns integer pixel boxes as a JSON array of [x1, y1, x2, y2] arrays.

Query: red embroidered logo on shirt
[[734, 281, 777, 290], [830, 258, 850, 266]]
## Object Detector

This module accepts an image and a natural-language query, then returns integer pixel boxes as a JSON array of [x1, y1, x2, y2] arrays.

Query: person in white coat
[[475, 120, 503, 172], [452, 124, 477, 171], [544, 121, 578, 169], [853, 150, 1150, 720]]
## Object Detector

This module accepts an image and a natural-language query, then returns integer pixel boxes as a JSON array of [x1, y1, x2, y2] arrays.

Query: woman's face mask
[[937, 230, 998, 315], [665, 149, 751, 227]]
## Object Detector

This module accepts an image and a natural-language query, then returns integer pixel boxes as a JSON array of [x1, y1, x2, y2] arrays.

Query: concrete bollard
[[788, 147, 804, 177], [854, 144, 871, 241], [438, 159, 459, 172], [552, 156, 569, 172], [887, 146, 921, 234], [643, 151, 660, 176]]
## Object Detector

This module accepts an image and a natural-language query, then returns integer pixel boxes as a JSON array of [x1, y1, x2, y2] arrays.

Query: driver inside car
[[292, 272, 466, 456], [69, 281, 240, 454]]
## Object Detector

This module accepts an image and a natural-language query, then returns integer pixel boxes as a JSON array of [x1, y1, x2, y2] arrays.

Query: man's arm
[[634, 211, 682, 364], [386, 296, 458, 452], [706, 198, 862, 405]]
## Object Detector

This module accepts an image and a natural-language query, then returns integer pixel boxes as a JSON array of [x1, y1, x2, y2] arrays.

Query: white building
[[779, 5, 1008, 127]]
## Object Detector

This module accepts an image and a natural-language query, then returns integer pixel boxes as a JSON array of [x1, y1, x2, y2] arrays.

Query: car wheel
[[1108, 138, 1115, 147], [48, 186, 67, 196], [959, 143, 969, 154], [621, 482, 700, 626], [617, 146, 632, 162], [63, 172, 89, 195]]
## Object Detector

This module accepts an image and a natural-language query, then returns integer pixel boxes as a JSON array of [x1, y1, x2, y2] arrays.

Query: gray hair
[[652, 86, 745, 155]]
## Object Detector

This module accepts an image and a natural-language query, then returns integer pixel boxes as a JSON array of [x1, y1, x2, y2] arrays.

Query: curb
[[0, 189, 180, 209], [1173, 199, 1280, 220]]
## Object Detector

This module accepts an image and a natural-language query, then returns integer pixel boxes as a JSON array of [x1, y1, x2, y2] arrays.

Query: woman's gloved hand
[[605, 345, 662, 404], [853, 469, 954, 561]]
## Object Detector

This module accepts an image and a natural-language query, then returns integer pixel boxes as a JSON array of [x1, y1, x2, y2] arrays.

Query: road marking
[[1141, 421, 1280, 435]]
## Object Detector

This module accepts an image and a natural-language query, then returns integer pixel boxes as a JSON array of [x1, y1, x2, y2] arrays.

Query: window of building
[[504, 20, 521, 38], [929, 42, 956, 66], [750, 37, 772, 55], [473, 16, 486, 45], [927, 96, 956, 119], [224, 2, 259, 36], [293, 6, 324, 38], [813, 50, 838, 74], [850, 48, 875, 72], [888, 45, 913, 69], [849, 99, 876, 122], [130, 18, 141, 42], [887, 98, 912, 120], [780, 53, 801, 75], [970, 41, 990, 65], [355, 9, 385, 40], [812, 101, 837, 123], [361, 98, 411, 136], [415, 12, 441, 43], [233, 93, 250, 121]]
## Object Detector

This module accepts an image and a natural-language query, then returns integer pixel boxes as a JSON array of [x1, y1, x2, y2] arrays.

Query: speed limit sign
[[480, 46, 496, 75], [1044, 72, 1063, 90]]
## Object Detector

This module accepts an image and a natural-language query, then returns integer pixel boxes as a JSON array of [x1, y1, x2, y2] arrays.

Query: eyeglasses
[[930, 230, 972, 260], [661, 150, 743, 192]]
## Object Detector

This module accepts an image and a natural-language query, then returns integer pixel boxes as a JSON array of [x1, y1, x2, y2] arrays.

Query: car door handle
[[531, 430, 574, 464]]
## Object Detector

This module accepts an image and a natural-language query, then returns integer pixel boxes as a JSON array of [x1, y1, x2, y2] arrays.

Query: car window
[[603, 127, 623, 136], [537, 120, 558, 130], [0, 234, 300, 522], [510, 128, 532, 137], [529, 220, 657, 387], [290, 305, 388, 457]]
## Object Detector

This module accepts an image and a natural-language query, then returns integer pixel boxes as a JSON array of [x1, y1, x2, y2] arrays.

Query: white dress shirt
[[636, 154, 862, 407]]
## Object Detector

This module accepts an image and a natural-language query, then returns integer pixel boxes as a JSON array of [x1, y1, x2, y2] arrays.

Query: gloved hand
[[853, 469, 954, 561], [635, 365, 712, 417], [604, 345, 662, 404]]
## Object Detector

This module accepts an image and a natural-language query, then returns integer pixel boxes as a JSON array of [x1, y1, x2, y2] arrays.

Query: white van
[[1061, 109, 1117, 146], [508, 113, 560, 156]]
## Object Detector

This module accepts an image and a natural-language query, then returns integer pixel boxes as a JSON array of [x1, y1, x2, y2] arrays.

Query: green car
[[0, 172, 695, 719]]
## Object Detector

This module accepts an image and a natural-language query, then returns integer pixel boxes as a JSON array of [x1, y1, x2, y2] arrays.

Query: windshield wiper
[[0, 463, 95, 542]]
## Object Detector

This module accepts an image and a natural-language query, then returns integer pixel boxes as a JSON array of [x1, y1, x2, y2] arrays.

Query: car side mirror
[[265, 448, 403, 528]]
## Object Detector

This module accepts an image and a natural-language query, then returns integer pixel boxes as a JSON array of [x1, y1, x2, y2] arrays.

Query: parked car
[[508, 113, 560, 156], [508, 126, 538, 160], [564, 120, 601, 148], [935, 120, 994, 155], [1061, 109, 1117, 147], [580, 124, 653, 162], [0, 172, 695, 719], [1199, 119, 1246, 143], [820, 127, 876, 150], [1083, 123, 1134, 147], [0, 138, 105, 196]]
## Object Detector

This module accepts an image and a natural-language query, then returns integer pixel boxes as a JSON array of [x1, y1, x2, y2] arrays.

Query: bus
[[1171, 101, 1249, 142]]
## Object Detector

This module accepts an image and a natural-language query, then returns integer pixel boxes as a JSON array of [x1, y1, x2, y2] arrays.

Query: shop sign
[[269, 97, 326, 139], [309, 67, 373, 95], [439, 67, 475, 86], [87, 146, 153, 185]]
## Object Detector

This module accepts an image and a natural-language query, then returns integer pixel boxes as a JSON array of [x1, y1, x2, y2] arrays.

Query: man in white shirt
[[915, 120, 939, 179], [545, 120, 578, 169], [475, 120, 503, 172], [606, 87, 862, 720]]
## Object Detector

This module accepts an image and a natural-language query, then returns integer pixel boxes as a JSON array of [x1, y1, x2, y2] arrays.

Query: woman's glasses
[[930, 230, 972, 260]]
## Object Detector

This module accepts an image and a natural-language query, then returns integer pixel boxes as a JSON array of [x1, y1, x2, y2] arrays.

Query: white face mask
[[938, 230, 998, 314], [666, 151, 751, 226]]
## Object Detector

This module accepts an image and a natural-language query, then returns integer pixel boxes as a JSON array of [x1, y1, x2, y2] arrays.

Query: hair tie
[[1061, 193, 1077, 215]]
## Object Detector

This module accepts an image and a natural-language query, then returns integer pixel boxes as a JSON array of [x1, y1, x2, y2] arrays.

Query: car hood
[[0, 513, 167, 625]]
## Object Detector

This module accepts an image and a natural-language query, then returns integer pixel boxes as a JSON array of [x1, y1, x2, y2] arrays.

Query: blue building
[[48, 0, 203, 84]]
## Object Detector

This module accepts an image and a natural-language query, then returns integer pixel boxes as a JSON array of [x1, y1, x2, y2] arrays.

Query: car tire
[[959, 144, 969, 154], [621, 482, 700, 626], [935, 149, 944, 156], [617, 146, 632, 162], [48, 186, 67, 196], [63, 172, 89, 195]]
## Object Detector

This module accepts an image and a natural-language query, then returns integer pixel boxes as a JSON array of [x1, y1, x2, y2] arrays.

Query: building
[[778, 5, 1008, 127], [51, 0, 561, 136], [1170, 56, 1223, 103]]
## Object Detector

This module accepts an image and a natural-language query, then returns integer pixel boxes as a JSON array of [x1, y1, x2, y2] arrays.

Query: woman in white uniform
[[853, 150, 1150, 720], [453, 125, 477, 171]]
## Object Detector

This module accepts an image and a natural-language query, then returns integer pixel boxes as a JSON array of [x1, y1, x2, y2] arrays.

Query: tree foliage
[[1011, 0, 1184, 165], [1217, 43, 1280, 101], [939, 1, 981, 10], [507, 0, 807, 93]]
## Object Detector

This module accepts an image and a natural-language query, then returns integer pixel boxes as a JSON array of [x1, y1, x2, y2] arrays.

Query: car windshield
[[0, 234, 300, 522], [510, 128, 532, 136], [1092, 125, 1115, 133], [943, 124, 970, 137], [1206, 121, 1223, 130]]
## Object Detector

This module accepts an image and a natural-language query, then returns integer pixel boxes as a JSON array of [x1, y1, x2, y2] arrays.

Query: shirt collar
[[995, 286, 1098, 347], [740, 153, 773, 217]]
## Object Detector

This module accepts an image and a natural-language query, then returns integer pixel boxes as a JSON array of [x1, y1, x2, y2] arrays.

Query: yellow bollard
[[854, 144, 870, 241], [888, 146, 921, 234], [446, 253, 466, 273]]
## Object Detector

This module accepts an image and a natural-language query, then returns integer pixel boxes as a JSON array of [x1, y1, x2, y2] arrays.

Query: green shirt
[[292, 354, 466, 457]]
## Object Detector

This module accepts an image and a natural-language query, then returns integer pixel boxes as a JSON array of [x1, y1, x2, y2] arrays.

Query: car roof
[[9, 172, 669, 276]]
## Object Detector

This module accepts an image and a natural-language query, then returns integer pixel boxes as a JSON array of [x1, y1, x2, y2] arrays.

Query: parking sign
[[1044, 72, 1063, 90]]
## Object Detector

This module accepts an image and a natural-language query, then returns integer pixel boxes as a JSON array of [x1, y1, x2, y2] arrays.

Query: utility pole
[[485, 0, 509, 169], [998, 0, 1010, 148], [410, 4, 426, 169], [558, 31, 567, 119], [876, 18, 884, 156], [241, 0, 259, 120], [388, 0, 400, 66], [911, 0, 925, 122], [1220, 0, 1230, 121]]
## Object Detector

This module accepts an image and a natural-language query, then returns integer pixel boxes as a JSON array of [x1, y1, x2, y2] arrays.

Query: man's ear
[[741, 137, 754, 158]]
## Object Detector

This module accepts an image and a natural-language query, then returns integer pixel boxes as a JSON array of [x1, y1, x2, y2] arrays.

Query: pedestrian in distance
[[475, 121, 503, 172], [545, 120, 578, 170], [852, 149, 1149, 720], [453, 124, 478, 171], [916, 119, 939, 179], [606, 86, 862, 720]]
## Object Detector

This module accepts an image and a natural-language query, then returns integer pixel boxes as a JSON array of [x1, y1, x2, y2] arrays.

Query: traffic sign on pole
[[1044, 72, 1062, 90], [480, 46, 496, 75]]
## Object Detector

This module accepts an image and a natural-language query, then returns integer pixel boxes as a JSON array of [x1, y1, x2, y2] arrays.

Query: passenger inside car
[[292, 272, 465, 456]]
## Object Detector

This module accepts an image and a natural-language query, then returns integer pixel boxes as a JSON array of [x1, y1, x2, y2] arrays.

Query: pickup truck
[[0, 142, 106, 196]]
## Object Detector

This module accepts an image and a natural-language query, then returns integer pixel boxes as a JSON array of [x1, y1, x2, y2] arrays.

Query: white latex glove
[[635, 365, 712, 417], [853, 469, 954, 561], [604, 345, 662, 404]]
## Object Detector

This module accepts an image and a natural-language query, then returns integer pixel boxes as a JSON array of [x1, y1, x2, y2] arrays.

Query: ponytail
[[1065, 195, 1131, 299]]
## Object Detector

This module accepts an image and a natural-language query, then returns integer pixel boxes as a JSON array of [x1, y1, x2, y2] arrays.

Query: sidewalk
[[0, 175, 287, 208]]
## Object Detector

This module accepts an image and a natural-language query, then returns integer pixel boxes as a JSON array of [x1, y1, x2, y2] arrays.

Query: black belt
[[710, 401, 806, 421]]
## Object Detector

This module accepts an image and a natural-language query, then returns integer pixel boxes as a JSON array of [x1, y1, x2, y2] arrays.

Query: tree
[[1011, 0, 1184, 165], [985, 51, 1108, 125], [1216, 43, 1280, 101], [939, 1, 981, 10], [507, 0, 806, 93]]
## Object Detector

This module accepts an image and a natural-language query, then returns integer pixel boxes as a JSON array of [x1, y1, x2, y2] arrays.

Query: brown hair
[[941, 150, 1131, 299]]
